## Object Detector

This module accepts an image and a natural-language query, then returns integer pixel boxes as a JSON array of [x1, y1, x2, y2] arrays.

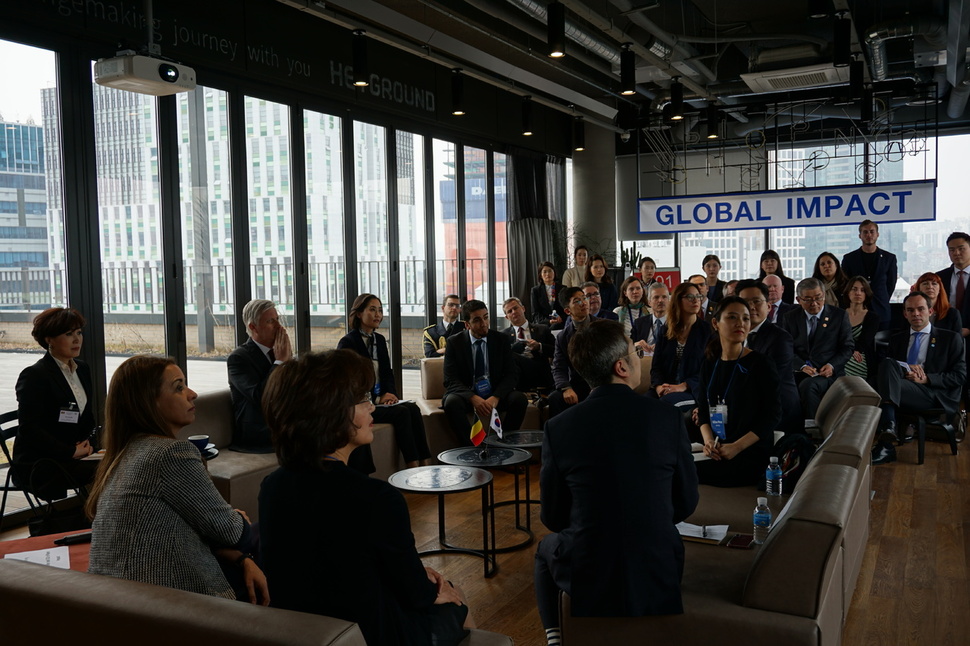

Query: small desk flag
[[489, 408, 503, 439], [470, 417, 486, 446]]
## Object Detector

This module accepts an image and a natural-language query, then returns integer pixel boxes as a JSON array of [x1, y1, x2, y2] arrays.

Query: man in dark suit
[[871, 291, 967, 464], [763, 274, 796, 324], [780, 278, 855, 420], [841, 219, 898, 330], [442, 300, 527, 445], [422, 294, 465, 358], [535, 320, 698, 644], [227, 299, 292, 453], [936, 231, 970, 398], [548, 287, 599, 419], [736, 280, 802, 434], [502, 296, 554, 392], [632, 281, 669, 353], [582, 282, 618, 320]]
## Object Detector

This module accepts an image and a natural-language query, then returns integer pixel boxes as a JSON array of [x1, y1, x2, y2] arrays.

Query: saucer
[[203, 447, 219, 460], [206, 443, 215, 450]]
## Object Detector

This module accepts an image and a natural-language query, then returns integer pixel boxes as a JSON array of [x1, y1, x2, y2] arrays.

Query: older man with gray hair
[[779, 277, 854, 420]]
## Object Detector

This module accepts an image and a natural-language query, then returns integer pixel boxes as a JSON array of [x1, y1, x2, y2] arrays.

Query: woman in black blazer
[[913, 272, 964, 336], [530, 261, 566, 327], [702, 254, 727, 304], [757, 249, 796, 304], [650, 282, 711, 408], [586, 254, 619, 312], [13, 307, 99, 499], [337, 294, 431, 467]]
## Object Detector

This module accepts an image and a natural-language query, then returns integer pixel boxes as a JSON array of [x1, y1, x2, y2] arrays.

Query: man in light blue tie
[[871, 291, 967, 464]]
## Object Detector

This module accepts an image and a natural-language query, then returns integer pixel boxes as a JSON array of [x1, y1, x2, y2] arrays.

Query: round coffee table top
[[488, 430, 544, 449], [388, 465, 492, 493], [437, 446, 532, 468]]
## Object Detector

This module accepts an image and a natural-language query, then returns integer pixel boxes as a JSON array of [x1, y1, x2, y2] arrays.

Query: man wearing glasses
[[581, 282, 618, 320], [780, 278, 854, 420], [548, 287, 599, 419], [736, 279, 801, 433]]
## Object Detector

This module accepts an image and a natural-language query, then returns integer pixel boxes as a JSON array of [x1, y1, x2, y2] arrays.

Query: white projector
[[94, 54, 196, 96]]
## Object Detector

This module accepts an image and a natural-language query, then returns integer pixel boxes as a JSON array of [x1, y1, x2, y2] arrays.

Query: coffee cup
[[188, 435, 209, 453]]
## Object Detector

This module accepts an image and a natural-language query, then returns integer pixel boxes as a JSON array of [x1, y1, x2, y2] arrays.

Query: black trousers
[[794, 372, 837, 419], [546, 379, 591, 420], [372, 401, 431, 463], [441, 390, 527, 446], [876, 357, 939, 412]]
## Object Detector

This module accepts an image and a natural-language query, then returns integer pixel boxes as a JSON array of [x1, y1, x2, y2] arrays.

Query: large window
[[397, 130, 427, 365], [354, 121, 389, 303], [464, 146, 488, 302], [433, 139, 459, 302], [493, 152, 510, 306]]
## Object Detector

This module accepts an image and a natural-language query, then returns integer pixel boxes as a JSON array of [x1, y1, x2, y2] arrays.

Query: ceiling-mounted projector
[[94, 54, 196, 96]]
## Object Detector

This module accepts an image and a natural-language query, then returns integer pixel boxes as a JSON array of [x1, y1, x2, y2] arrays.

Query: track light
[[547, 1, 566, 58], [669, 78, 684, 121], [451, 69, 465, 116], [620, 45, 636, 96], [849, 58, 864, 98], [522, 97, 533, 136], [352, 30, 369, 87], [833, 16, 851, 68], [705, 106, 720, 139], [808, 0, 830, 19], [860, 89, 873, 123], [573, 117, 585, 151]]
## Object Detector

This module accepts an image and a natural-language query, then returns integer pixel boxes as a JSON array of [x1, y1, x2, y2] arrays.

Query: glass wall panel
[[93, 71, 164, 356], [432, 139, 459, 302], [354, 121, 389, 303], [464, 146, 488, 302], [305, 109, 345, 351], [493, 152, 510, 307], [176, 87, 235, 386], [396, 130, 426, 365], [244, 96, 294, 325]]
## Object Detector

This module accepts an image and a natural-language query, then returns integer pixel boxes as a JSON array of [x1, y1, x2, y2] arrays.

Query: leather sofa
[[0, 559, 511, 645]]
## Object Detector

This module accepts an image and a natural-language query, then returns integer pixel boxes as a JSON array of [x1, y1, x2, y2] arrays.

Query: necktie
[[956, 271, 966, 311], [446, 323, 453, 336], [747, 330, 757, 347], [907, 332, 925, 365], [517, 327, 525, 340], [808, 315, 818, 338], [474, 339, 486, 379], [267, 348, 276, 363], [769, 302, 777, 322], [653, 319, 662, 344]]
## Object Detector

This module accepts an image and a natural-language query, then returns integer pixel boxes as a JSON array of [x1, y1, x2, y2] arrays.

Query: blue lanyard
[[706, 347, 745, 406]]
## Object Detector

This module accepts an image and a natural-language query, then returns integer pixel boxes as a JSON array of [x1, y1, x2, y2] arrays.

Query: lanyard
[[706, 346, 744, 406]]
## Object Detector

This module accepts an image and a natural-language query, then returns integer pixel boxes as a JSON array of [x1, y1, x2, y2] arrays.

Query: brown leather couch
[[0, 559, 511, 645]]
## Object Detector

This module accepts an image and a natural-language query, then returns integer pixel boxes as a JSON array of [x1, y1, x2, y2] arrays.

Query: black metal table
[[388, 465, 497, 578]]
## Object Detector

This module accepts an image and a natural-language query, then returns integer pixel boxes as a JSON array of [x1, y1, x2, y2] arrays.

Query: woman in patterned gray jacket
[[86, 355, 269, 604]]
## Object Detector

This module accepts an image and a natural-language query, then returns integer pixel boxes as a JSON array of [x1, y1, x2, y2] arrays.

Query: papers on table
[[676, 522, 730, 544], [3, 545, 71, 569], [376, 400, 414, 407], [81, 450, 105, 461]]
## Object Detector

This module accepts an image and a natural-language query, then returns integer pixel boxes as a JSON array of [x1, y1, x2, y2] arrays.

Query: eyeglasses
[[680, 294, 703, 302], [569, 296, 589, 306], [797, 296, 826, 304], [583, 291, 600, 298], [358, 393, 373, 405]]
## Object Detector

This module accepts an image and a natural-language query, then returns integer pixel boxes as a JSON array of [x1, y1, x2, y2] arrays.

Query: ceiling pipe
[[947, 63, 970, 118], [864, 17, 947, 82]]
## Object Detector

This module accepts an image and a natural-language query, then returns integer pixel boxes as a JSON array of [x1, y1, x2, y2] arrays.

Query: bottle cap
[[757, 496, 767, 505], [769, 456, 779, 464]]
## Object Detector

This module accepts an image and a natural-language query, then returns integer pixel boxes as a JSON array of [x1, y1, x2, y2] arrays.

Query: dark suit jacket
[[13, 353, 97, 473], [598, 282, 619, 313], [886, 326, 966, 415], [746, 321, 800, 429], [761, 275, 796, 304], [337, 329, 398, 397], [443, 329, 520, 403], [503, 322, 554, 359], [541, 384, 699, 616], [768, 300, 797, 324], [530, 283, 567, 326], [631, 314, 665, 344], [705, 280, 726, 303], [552, 316, 599, 390], [937, 266, 970, 334], [227, 338, 276, 452], [842, 247, 898, 323], [504, 323, 554, 390], [422, 320, 465, 358], [591, 309, 619, 321], [780, 305, 854, 375], [651, 319, 712, 396]]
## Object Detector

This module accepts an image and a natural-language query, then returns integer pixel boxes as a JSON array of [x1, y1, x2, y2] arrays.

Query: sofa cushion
[[813, 376, 880, 439], [421, 357, 446, 399], [178, 389, 234, 449]]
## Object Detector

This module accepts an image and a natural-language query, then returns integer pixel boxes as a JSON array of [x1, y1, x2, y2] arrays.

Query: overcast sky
[[0, 40, 57, 124]]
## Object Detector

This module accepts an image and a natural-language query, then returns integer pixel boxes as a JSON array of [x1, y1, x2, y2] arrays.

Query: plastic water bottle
[[766, 456, 783, 497], [753, 497, 771, 545]]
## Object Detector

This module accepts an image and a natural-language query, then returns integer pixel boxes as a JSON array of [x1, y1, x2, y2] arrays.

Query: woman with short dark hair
[[757, 249, 796, 304], [259, 349, 475, 646], [338, 293, 431, 468], [13, 307, 99, 499], [701, 254, 726, 303]]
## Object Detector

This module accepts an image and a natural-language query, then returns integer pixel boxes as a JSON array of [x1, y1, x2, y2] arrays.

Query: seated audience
[[763, 274, 796, 323], [260, 349, 474, 645], [227, 299, 292, 453], [842, 277, 880, 381], [442, 300, 527, 445], [812, 252, 848, 308], [688, 274, 714, 318], [735, 280, 801, 434], [632, 281, 670, 354], [87, 355, 268, 604], [758, 249, 796, 304], [530, 261, 566, 327], [502, 296, 555, 392], [651, 282, 711, 408], [871, 292, 967, 465], [562, 245, 589, 288], [535, 320, 698, 646], [701, 254, 726, 303], [695, 297, 781, 486], [637, 256, 658, 286], [338, 294, 431, 468], [582, 281, 618, 320], [614, 275, 649, 337], [548, 287, 598, 418], [423, 294, 465, 358], [13, 307, 98, 499], [586, 254, 618, 312], [913, 271, 963, 336], [780, 277, 854, 420]]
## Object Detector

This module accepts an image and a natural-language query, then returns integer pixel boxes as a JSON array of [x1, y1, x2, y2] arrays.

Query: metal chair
[[0, 411, 38, 532]]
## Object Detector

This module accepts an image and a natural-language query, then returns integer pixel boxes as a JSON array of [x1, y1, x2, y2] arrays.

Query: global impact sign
[[637, 180, 936, 234]]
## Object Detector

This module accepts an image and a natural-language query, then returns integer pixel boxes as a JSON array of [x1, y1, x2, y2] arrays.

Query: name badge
[[474, 376, 493, 398], [710, 404, 728, 440], [59, 405, 80, 424]]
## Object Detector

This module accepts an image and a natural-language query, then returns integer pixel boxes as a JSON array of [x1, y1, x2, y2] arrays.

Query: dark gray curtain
[[507, 150, 566, 314]]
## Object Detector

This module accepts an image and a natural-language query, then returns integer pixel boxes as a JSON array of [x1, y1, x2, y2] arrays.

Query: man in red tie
[[502, 297, 554, 392]]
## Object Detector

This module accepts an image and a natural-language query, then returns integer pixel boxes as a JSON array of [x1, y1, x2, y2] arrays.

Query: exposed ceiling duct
[[864, 17, 947, 81]]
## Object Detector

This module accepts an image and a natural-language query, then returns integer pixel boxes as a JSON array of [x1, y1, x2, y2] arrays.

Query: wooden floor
[[2, 438, 968, 644]]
